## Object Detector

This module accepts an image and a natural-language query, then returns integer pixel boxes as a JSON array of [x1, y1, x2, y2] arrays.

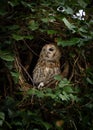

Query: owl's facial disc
[[40, 44, 61, 61]]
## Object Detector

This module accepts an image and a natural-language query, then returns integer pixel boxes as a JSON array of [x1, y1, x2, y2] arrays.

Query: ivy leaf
[[11, 71, 19, 83], [12, 34, 24, 41], [78, 27, 88, 33], [0, 9, 7, 16], [47, 30, 57, 35], [0, 50, 14, 61], [63, 6, 74, 15], [8, 25, 20, 30], [78, 0, 87, 8], [45, 93, 56, 99], [69, 94, 78, 101], [0, 55, 14, 62], [41, 121, 51, 130], [41, 18, 49, 23], [57, 38, 80, 47], [24, 35, 34, 40], [34, 118, 52, 130], [62, 18, 76, 32], [86, 77, 93, 85], [59, 92, 69, 101], [57, 78, 70, 88], [27, 88, 45, 98], [28, 20, 39, 31], [21, 1, 32, 8], [0, 112, 5, 126], [8, 0, 20, 7], [63, 86, 73, 93], [48, 16, 56, 22], [54, 75, 62, 81], [12, 34, 33, 41]]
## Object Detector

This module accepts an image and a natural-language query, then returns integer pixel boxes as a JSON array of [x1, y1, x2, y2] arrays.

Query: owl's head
[[40, 44, 61, 61]]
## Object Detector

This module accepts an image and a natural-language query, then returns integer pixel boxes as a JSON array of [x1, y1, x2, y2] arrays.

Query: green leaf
[[0, 9, 7, 16], [63, 86, 73, 93], [86, 77, 93, 85], [12, 34, 24, 41], [57, 38, 80, 47], [24, 35, 34, 40], [54, 75, 62, 81], [48, 16, 56, 22], [28, 20, 39, 31], [8, 25, 20, 30], [78, 0, 87, 8], [0, 55, 14, 62], [47, 30, 57, 35], [27, 88, 38, 95], [27, 88, 45, 98], [35, 118, 52, 130], [12, 34, 33, 41], [63, 6, 74, 15], [40, 121, 51, 130], [8, 0, 20, 7], [0, 112, 5, 126], [21, 1, 32, 8], [58, 78, 70, 88], [59, 92, 69, 101], [69, 94, 77, 101], [47, 30, 55, 35], [62, 18, 76, 32], [78, 27, 87, 33], [0, 50, 14, 61], [45, 93, 56, 99], [11, 71, 19, 83], [41, 18, 49, 23]]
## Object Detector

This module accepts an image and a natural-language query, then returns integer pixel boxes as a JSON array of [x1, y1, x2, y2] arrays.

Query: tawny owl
[[33, 44, 61, 88]]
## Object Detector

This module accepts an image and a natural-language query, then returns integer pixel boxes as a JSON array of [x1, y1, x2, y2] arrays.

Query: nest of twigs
[[1, 38, 93, 98], [13, 39, 92, 92]]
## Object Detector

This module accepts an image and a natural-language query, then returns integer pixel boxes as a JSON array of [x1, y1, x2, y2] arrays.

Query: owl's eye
[[49, 48, 54, 51]]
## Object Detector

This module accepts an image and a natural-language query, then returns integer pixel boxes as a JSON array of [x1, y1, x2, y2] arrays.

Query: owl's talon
[[38, 82, 44, 89]]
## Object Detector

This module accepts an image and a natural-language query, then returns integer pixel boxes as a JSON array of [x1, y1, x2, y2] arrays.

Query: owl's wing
[[33, 64, 61, 87], [44, 67, 61, 84]]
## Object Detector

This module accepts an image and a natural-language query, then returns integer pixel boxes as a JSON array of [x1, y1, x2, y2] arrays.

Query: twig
[[19, 62, 34, 86], [69, 57, 79, 81], [23, 40, 38, 57], [70, 120, 77, 130]]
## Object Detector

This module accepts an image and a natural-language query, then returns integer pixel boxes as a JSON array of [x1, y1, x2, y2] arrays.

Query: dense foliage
[[0, 0, 93, 130]]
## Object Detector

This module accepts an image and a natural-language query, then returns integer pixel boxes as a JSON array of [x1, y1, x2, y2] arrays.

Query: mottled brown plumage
[[33, 44, 61, 88]]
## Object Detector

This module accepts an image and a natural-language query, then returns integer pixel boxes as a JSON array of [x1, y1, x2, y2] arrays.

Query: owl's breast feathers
[[33, 60, 61, 86], [39, 59, 60, 68]]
